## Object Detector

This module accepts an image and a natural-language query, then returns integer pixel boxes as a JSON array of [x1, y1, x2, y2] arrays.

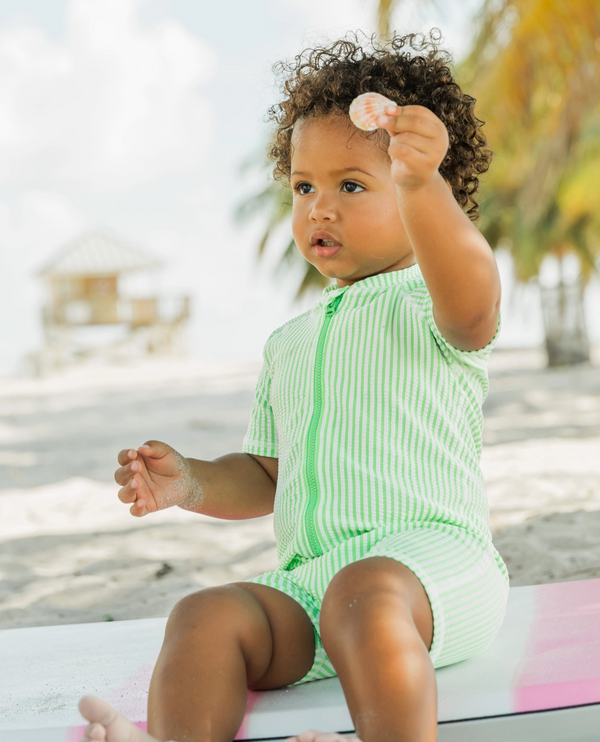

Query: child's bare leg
[[147, 582, 316, 742], [78, 583, 315, 742], [320, 557, 437, 742]]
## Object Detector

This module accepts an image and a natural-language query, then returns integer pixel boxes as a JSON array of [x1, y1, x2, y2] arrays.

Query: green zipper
[[305, 292, 345, 556]]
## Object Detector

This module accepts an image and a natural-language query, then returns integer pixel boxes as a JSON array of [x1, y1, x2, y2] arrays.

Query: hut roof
[[38, 230, 162, 277]]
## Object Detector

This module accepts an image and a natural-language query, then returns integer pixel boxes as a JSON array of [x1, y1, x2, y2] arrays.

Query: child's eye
[[342, 181, 364, 193], [292, 181, 364, 195], [293, 182, 314, 195]]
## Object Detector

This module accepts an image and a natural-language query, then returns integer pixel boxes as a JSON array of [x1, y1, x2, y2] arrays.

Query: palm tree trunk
[[539, 257, 590, 367]]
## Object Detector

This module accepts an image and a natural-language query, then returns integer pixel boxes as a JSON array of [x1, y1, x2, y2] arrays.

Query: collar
[[320, 262, 423, 303]]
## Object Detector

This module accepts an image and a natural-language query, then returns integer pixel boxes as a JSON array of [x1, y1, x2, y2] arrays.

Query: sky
[[0, 0, 597, 375]]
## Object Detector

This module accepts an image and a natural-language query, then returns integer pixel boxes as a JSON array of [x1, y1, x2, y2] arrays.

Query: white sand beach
[[1, 347, 599, 630]]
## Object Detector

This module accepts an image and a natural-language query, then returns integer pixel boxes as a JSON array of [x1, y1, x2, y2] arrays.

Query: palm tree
[[234, 0, 600, 364], [233, 151, 330, 299], [460, 0, 600, 364]]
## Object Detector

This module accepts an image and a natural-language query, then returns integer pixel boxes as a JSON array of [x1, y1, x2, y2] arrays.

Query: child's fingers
[[389, 130, 430, 156], [117, 448, 137, 467], [114, 464, 132, 486], [138, 440, 170, 459], [129, 496, 148, 517], [118, 474, 152, 509], [117, 481, 137, 504], [114, 456, 148, 486], [119, 478, 150, 516], [380, 107, 438, 137]]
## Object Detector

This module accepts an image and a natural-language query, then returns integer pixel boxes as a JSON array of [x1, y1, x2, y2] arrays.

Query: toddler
[[79, 29, 509, 742]]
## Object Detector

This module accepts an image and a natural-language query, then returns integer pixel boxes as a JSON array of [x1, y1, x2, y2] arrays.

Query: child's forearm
[[179, 453, 276, 520], [396, 172, 501, 330]]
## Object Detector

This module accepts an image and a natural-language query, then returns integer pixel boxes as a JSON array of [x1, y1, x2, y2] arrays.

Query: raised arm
[[376, 104, 501, 351], [396, 171, 501, 351]]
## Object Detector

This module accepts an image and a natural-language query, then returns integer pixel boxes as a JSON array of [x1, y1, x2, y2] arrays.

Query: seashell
[[349, 92, 397, 131]]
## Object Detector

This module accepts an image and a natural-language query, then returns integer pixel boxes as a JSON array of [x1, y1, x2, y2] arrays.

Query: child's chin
[[315, 264, 349, 279]]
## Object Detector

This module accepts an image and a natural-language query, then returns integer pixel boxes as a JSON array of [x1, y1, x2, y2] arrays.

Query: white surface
[[437, 705, 600, 742], [3, 583, 600, 740], [0, 586, 533, 734]]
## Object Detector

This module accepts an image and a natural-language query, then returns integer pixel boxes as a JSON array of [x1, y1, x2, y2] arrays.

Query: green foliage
[[460, 0, 600, 285], [233, 143, 332, 301]]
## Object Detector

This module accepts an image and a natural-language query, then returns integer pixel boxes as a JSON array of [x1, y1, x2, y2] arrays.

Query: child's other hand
[[114, 441, 191, 517], [376, 104, 449, 192]]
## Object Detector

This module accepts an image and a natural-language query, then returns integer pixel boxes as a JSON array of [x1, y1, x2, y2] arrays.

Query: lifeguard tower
[[35, 230, 190, 372]]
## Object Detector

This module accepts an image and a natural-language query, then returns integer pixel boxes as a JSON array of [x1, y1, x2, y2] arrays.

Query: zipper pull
[[325, 294, 344, 316]]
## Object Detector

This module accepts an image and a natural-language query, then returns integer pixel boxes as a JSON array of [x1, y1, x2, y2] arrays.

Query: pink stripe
[[514, 579, 600, 712], [234, 690, 263, 740], [67, 656, 157, 741], [106, 657, 158, 720], [516, 679, 600, 712]]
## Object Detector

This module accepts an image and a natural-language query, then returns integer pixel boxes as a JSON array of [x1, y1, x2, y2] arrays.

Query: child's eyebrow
[[291, 167, 376, 178]]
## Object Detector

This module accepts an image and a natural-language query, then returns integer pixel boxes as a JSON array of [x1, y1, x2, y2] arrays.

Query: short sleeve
[[424, 296, 502, 370], [242, 354, 279, 459]]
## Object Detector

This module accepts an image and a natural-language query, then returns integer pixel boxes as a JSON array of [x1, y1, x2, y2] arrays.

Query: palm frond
[[461, 0, 600, 288]]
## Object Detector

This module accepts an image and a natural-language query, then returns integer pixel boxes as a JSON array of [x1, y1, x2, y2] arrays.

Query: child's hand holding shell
[[349, 92, 449, 192]]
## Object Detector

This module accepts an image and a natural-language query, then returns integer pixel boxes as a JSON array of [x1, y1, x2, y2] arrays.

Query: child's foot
[[287, 732, 361, 742], [78, 696, 158, 742], [79, 700, 361, 742]]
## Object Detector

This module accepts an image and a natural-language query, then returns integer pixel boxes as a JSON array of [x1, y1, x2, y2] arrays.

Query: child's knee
[[166, 584, 269, 642], [322, 558, 412, 613], [320, 559, 422, 653]]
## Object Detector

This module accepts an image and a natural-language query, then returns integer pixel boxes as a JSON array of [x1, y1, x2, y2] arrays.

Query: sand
[[1, 347, 599, 630]]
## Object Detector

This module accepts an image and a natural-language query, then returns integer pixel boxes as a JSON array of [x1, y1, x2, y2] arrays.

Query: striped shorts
[[248, 524, 509, 684]]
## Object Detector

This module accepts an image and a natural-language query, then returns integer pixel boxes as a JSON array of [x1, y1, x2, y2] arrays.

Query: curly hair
[[266, 29, 492, 221]]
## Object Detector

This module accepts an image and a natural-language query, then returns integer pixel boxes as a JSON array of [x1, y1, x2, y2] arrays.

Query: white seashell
[[349, 92, 397, 131]]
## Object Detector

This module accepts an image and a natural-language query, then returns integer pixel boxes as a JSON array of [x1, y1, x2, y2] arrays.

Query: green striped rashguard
[[243, 262, 509, 683]]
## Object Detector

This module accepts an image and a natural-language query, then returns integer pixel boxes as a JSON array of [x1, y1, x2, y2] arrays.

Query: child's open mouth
[[314, 239, 342, 258]]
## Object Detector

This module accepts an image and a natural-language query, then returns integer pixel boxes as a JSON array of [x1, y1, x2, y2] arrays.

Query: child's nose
[[309, 193, 337, 221]]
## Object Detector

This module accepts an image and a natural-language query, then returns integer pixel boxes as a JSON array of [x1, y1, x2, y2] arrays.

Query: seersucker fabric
[[243, 261, 509, 683]]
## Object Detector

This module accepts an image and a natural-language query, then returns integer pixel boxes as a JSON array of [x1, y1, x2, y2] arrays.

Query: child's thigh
[[164, 582, 316, 689], [238, 582, 317, 690], [366, 529, 510, 669]]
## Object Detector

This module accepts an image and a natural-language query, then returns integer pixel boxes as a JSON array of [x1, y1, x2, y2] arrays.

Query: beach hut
[[36, 230, 190, 370]]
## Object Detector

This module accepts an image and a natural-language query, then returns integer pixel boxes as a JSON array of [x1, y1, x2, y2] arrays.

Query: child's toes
[[81, 721, 107, 741], [77, 695, 147, 742]]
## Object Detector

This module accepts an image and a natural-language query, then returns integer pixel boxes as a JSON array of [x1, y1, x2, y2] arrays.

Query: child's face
[[290, 114, 415, 287]]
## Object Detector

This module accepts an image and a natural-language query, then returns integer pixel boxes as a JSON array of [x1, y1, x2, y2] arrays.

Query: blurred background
[[1, 0, 599, 630]]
